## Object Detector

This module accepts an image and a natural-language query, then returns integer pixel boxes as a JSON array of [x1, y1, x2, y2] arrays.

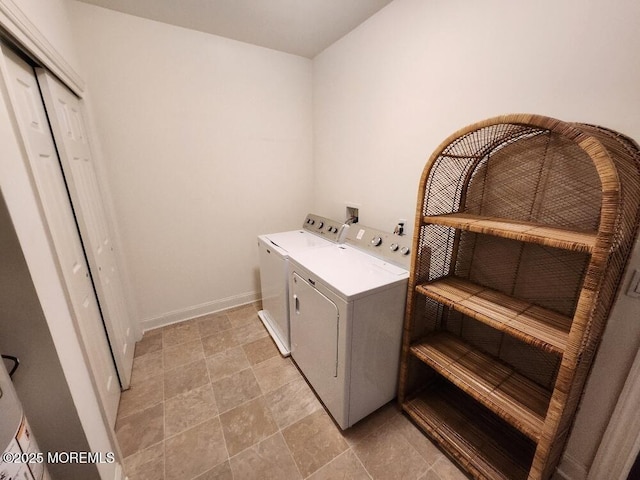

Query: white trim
[[0, 0, 84, 95], [141, 291, 261, 332], [556, 453, 588, 480], [587, 343, 640, 480]]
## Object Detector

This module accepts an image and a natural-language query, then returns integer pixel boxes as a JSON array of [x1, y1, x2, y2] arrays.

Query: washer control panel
[[345, 224, 412, 268], [302, 213, 343, 242]]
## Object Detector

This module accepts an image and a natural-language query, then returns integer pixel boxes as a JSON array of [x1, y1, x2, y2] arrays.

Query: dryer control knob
[[371, 236, 382, 247], [318, 221, 324, 229], [400, 246, 411, 256], [390, 243, 399, 251]]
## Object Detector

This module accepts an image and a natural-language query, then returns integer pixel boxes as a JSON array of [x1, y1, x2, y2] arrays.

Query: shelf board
[[416, 276, 571, 355], [410, 332, 551, 441], [423, 213, 597, 253], [403, 381, 536, 480]]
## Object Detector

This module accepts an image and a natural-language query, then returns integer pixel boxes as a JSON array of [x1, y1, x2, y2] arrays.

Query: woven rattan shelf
[[423, 214, 597, 253], [405, 380, 536, 480], [416, 277, 571, 355], [410, 332, 551, 440], [398, 114, 640, 480]]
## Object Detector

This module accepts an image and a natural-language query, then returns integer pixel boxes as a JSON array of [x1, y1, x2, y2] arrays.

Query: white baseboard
[[140, 291, 260, 332], [555, 453, 588, 480], [113, 462, 126, 480]]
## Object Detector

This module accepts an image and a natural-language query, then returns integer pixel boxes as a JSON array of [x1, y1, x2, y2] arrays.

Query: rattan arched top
[[399, 113, 640, 480], [415, 114, 623, 253]]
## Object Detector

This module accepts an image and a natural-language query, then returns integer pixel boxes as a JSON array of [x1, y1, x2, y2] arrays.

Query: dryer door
[[290, 272, 344, 424]]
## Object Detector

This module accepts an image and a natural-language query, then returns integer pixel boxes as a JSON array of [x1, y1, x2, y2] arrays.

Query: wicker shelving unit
[[398, 114, 640, 479]]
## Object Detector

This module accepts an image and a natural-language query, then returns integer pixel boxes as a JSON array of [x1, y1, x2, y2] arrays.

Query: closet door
[[37, 70, 134, 388], [0, 46, 120, 426]]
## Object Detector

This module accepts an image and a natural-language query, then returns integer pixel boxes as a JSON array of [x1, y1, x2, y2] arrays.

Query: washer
[[288, 225, 411, 429], [257, 214, 343, 356]]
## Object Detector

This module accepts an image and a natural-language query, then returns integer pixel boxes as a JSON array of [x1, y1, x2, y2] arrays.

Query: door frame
[[0, 0, 84, 96], [587, 344, 640, 479]]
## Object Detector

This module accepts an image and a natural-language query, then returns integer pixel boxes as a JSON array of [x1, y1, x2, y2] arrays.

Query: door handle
[[293, 294, 300, 314]]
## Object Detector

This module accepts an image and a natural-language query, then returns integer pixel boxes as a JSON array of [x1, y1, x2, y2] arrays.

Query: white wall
[[68, 2, 314, 329], [313, 0, 640, 476], [313, 0, 640, 236]]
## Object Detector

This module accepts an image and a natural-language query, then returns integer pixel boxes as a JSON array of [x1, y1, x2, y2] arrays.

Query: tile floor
[[116, 303, 468, 480]]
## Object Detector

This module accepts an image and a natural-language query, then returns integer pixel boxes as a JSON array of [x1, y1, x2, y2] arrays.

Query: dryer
[[257, 214, 343, 356], [288, 224, 411, 429]]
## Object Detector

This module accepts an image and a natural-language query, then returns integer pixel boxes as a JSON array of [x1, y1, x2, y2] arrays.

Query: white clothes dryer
[[288, 224, 411, 428], [257, 214, 343, 356]]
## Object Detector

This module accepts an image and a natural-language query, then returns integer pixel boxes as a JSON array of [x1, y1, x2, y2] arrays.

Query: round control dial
[[318, 221, 324, 228], [400, 246, 411, 256], [371, 237, 382, 247], [390, 243, 399, 251]]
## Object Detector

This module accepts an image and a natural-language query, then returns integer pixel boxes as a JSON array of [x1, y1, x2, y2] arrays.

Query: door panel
[[290, 271, 344, 425], [37, 70, 134, 388], [258, 239, 288, 348], [0, 47, 120, 426]]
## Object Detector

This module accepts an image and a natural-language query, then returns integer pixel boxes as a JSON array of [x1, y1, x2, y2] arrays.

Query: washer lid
[[289, 244, 409, 300], [259, 230, 334, 256]]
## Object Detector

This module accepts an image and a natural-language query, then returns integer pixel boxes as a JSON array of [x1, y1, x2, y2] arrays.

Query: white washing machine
[[257, 214, 343, 356], [288, 225, 411, 429]]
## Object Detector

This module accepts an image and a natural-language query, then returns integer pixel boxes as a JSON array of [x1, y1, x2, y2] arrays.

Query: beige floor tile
[[307, 449, 370, 480], [164, 418, 228, 480], [419, 469, 441, 480], [429, 456, 468, 480], [117, 374, 163, 419], [206, 346, 250, 382], [193, 461, 233, 480], [211, 368, 261, 412], [226, 303, 259, 329], [341, 401, 400, 446], [242, 336, 279, 365], [201, 329, 238, 357], [389, 414, 443, 466], [134, 331, 163, 358], [264, 377, 321, 429], [165, 384, 218, 437], [282, 409, 349, 478], [230, 320, 268, 346], [164, 359, 209, 399], [352, 425, 429, 480], [163, 338, 204, 369], [123, 442, 164, 480], [116, 403, 164, 458], [163, 320, 200, 347], [229, 433, 302, 480], [197, 313, 232, 338], [253, 355, 301, 394], [125, 305, 467, 480], [130, 350, 163, 385], [219, 396, 278, 456]]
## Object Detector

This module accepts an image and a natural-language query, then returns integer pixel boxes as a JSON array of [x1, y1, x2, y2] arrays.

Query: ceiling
[[75, 0, 394, 58]]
